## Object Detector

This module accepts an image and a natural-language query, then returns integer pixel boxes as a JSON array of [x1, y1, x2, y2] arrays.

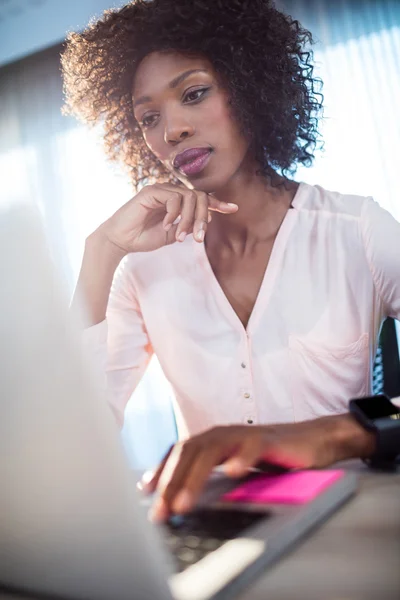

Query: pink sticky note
[[222, 470, 344, 504]]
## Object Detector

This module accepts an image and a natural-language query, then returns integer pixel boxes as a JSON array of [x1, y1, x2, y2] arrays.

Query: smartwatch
[[349, 395, 400, 468]]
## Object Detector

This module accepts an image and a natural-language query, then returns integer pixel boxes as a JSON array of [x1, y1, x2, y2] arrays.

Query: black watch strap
[[349, 395, 400, 468]]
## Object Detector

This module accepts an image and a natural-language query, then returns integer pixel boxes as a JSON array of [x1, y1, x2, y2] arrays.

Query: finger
[[171, 448, 224, 515], [163, 212, 181, 227], [150, 442, 199, 521], [193, 191, 210, 242], [207, 194, 239, 214], [138, 445, 174, 494], [136, 469, 155, 492], [163, 195, 183, 231], [175, 189, 197, 242], [158, 427, 239, 516], [163, 222, 182, 247], [155, 184, 193, 235], [155, 183, 238, 216], [147, 186, 182, 232], [223, 430, 265, 478]]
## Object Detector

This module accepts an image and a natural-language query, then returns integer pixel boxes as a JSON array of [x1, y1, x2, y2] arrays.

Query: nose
[[164, 111, 195, 145]]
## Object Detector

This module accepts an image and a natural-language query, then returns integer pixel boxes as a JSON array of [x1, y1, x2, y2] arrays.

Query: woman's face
[[132, 51, 252, 193]]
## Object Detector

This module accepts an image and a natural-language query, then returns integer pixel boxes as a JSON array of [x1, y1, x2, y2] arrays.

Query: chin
[[187, 173, 229, 195]]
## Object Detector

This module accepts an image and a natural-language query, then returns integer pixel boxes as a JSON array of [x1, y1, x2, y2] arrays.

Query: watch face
[[354, 395, 400, 420]]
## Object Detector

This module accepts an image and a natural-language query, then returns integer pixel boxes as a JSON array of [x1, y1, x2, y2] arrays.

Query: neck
[[207, 166, 299, 256]]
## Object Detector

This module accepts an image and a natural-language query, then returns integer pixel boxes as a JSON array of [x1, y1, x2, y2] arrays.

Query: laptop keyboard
[[161, 508, 269, 573]]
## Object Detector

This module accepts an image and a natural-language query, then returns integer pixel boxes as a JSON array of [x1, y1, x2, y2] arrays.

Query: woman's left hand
[[138, 415, 376, 522]]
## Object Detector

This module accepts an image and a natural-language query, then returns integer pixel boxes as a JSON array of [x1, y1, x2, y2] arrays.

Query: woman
[[62, 0, 399, 521]]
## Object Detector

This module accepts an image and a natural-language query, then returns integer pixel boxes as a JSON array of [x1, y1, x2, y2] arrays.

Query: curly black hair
[[61, 0, 323, 191]]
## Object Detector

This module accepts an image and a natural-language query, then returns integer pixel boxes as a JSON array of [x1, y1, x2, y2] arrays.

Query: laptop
[[0, 206, 358, 600]]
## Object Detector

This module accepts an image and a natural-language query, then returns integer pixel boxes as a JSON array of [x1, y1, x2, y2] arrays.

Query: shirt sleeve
[[83, 255, 153, 427], [361, 197, 400, 320]]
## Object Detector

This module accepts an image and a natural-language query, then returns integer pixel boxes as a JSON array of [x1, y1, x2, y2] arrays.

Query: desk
[[238, 460, 400, 600], [2, 462, 399, 600]]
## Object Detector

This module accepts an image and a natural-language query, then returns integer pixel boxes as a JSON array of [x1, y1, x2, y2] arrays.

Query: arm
[[71, 183, 238, 325], [73, 184, 238, 427], [319, 412, 377, 462], [78, 238, 154, 428], [71, 228, 126, 327], [139, 413, 377, 521], [104, 254, 154, 427], [361, 197, 400, 320], [139, 197, 400, 521]]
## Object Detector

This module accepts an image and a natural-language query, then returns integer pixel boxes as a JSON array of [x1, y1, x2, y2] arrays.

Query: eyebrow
[[133, 69, 209, 109]]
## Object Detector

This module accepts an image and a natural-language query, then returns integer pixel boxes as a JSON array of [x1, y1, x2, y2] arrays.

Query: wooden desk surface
[[238, 460, 400, 600]]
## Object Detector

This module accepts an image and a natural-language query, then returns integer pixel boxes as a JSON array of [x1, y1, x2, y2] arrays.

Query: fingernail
[[227, 203, 239, 209], [138, 471, 154, 494], [149, 497, 169, 522], [225, 458, 247, 476], [164, 223, 172, 232], [141, 470, 154, 485], [197, 230, 205, 242], [173, 489, 193, 513], [139, 481, 153, 495], [178, 231, 187, 242]]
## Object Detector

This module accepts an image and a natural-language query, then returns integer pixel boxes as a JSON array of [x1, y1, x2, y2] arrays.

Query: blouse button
[[241, 362, 246, 368], [243, 392, 250, 399], [247, 418, 254, 424]]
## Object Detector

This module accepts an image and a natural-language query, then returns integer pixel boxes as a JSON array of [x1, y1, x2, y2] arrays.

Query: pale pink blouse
[[84, 183, 400, 439]]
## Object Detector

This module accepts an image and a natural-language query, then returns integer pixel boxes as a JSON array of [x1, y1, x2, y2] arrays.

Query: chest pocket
[[288, 332, 369, 420]]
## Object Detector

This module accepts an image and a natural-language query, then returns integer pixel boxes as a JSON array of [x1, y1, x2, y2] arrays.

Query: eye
[[183, 87, 210, 103], [140, 113, 158, 128]]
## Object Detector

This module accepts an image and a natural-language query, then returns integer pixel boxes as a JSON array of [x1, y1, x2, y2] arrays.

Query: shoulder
[[294, 181, 372, 220]]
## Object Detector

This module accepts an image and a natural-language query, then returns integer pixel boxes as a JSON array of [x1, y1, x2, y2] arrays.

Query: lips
[[173, 147, 211, 169]]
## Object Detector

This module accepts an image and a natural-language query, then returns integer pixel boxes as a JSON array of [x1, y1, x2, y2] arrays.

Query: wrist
[[86, 226, 127, 266], [327, 413, 377, 462]]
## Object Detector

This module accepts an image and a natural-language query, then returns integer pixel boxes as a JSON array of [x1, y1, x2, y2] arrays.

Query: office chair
[[372, 317, 400, 398]]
